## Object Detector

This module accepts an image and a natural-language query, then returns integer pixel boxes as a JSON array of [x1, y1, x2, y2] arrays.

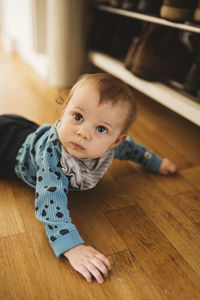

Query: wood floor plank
[[69, 189, 128, 254], [106, 205, 200, 300], [10, 181, 53, 258], [103, 250, 162, 300], [8, 183, 108, 300], [112, 163, 193, 199], [180, 166, 200, 192], [0, 179, 25, 237], [82, 166, 137, 213], [0, 232, 50, 300], [115, 174, 200, 275], [167, 191, 200, 228], [130, 192, 200, 275], [0, 232, 108, 300], [89, 162, 195, 219]]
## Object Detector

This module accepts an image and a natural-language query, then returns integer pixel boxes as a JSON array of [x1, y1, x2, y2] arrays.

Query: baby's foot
[[158, 158, 177, 175]]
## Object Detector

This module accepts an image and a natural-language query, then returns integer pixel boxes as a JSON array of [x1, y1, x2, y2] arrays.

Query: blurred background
[[0, 0, 90, 87]]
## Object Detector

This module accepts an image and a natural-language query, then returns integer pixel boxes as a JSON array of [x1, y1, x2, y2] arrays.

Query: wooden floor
[[0, 48, 200, 300]]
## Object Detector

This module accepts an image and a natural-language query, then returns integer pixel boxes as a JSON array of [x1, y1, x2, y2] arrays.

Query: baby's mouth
[[71, 142, 85, 151]]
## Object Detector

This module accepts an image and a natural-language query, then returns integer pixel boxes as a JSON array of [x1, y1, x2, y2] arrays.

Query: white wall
[[1, 0, 48, 79], [2, 0, 34, 51], [0, 0, 3, 28], [0, 0, 88, 87]]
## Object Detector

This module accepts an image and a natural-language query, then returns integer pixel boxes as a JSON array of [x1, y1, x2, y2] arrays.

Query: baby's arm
[[35, 151, 84, 257], [64, 244, 111, 284], [35, 169, 110, 283], [35, 138, 110, 283], [114, 136, 176, 174]]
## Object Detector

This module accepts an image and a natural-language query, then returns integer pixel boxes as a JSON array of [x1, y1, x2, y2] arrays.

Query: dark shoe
[[136, 0, 163, 15], [183, 56, 200, 96], [125, 36, 141, 68], [106, 16, 142, 58], [89, 10, 142, 58], [160, 0, 198, 21], [180, 31, 200, 58], [125, 24, 193, 82], [194, 0, 200, 22], [121, 0, 138, 10]]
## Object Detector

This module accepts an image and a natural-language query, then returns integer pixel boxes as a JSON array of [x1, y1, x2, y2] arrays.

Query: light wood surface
[[0, 47, 200, 300]]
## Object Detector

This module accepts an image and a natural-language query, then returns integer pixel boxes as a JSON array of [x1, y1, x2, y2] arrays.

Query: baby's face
[[57, 84, 128, 159]]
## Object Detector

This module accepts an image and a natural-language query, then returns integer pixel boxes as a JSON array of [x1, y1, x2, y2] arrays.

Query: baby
[[0, 73, 176, 284]]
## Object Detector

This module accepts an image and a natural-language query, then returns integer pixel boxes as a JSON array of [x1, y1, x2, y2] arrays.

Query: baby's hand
[[64, 244, 111, 284], [158, 158, 177, 175]]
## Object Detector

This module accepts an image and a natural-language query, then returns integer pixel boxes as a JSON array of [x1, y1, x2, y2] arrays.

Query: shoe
[[180, 31, 200, 58], [121, 0, 138, 10], [125, 36, 141, 68], [125, 24, 193, 82], [89, 9, 142, 58], [124, 22, 150, 69], [194, 0, 200, 22], [107, 16, 142, 58], [183, 56, 200, 96], [160, 0, 198, 21], [136, 0, 163, 15]]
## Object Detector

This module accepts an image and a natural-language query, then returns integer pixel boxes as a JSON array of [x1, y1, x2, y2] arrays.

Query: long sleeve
[[15, 124, 84, 258], [35, 145, 84, 258], [114, 136, 162, 172]]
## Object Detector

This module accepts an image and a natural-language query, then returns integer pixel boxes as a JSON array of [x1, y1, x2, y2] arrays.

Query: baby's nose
[[77, 125, 91, 140]]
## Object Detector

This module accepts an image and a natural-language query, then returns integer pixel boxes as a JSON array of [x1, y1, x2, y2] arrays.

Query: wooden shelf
[[96, 5, 200, 34], [89, 51, 200, 126]]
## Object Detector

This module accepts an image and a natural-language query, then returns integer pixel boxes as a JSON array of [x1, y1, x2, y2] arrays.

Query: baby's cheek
[[57, 127, 67, 145]]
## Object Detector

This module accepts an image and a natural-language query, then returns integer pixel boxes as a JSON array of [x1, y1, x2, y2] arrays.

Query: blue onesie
[[14, 123, 162, 258]]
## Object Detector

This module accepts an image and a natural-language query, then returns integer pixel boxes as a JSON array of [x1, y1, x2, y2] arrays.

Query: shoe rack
[[88, 4, 200, 126]]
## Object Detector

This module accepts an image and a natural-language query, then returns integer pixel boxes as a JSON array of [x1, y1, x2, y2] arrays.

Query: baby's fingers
[[90, 258, 109, 278], [95, 253, 111, 270], [86, 262, 104, 284], [75, 265, 92, 283]]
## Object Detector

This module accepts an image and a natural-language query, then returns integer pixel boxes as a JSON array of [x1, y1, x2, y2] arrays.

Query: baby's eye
[[74, 113, 83, 122], [96, 125, 108, 134]]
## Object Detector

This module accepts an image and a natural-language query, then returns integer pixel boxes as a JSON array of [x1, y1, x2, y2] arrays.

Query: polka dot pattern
[[60, 229, 69, 235], [38, 176, 43, 181], [54, 172, 61, 180], [56, 212, 63, 218], [50, 236, 57, 242], [47, 187, 57, 192]]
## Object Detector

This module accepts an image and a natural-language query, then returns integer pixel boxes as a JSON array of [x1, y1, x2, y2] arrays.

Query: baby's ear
[[110, 134, 127, 149]]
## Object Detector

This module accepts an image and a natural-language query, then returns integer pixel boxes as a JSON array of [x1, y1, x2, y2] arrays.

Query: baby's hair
[[57, 73, 137, 133]]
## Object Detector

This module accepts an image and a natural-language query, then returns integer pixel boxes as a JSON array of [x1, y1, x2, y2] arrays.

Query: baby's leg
[[0, 114, 38, 179]]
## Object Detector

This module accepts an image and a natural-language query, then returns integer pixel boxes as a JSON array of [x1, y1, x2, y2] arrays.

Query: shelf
[[89, 51, 200, 126], [96, 5, 200, 34]]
